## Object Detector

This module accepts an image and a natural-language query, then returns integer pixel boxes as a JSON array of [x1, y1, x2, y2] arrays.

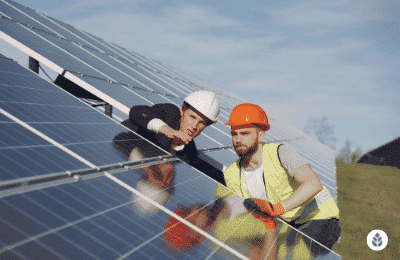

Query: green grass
[[332, 162, 400, 260]]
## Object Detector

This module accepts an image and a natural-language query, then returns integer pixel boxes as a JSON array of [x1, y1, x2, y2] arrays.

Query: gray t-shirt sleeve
[[278, 144, 309, 177]]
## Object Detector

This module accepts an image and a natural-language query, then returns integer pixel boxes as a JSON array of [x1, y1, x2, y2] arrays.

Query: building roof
[[357, 137, 400, 168]]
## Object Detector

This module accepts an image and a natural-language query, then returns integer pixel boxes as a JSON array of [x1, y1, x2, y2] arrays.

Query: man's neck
[[241, 144, 263, 169]]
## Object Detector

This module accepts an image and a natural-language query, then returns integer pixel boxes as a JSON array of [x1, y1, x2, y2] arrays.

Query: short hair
[[253, 124, 268, 132]]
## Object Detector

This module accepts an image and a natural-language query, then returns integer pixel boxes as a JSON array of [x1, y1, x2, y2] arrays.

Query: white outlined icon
[[367, 230, 388, 251]]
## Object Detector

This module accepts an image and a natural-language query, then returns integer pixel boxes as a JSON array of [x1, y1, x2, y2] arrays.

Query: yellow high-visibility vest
[[217, 142, 339, 224]]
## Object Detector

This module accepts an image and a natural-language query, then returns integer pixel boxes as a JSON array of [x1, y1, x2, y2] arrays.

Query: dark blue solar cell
[[126, 251, 150, 260], [0, 200, 47, 237], [0, 83, 68, 106], [90, 214, 142, 248], [0, 113, 11, 122], [0, 250, 26, 260], [28, 190, 81, 222], [0, 149, 51, 179], [39, 233, 96, 260], [0, 146, 87, 180], [4, 195, 65, 229], [31, 122, 125, 146], [15, 241, 63, 260], [42, 145, 89, 171], [84, 178, 131, 204], [109, 169, 142, 189], [64, 143, 132, 166], [0, 219, 26, 245], [132, 67, 189, 98], [58, 226, 118, 259], [139, 243, 169, 259], [44, 188, 96, 217], [114, 207, 158, 239], [76, 77, 161, 107], [75, 220, 130, 254], [201, 126, 233, 147], [189, 133, 221, 150], [211, 120, 232, 136], [58, 184, 114, 212], [0, 122, 49, 148], [199, 149, 238, 169], [0, 154, 31, 181]]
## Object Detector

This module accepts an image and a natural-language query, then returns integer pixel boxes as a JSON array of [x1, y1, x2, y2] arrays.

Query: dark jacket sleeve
[[129, 103, 181, 130], [128, 103, 181, 151]]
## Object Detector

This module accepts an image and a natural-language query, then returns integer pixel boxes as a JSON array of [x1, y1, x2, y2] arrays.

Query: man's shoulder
[[129, 103, 180, 114], [262, 142, 282, 153], [223, 159, 241, 174], [154, 103, 180, 113]]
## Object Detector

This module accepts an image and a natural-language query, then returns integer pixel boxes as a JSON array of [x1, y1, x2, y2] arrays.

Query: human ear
[[258, 129, 265, 143]]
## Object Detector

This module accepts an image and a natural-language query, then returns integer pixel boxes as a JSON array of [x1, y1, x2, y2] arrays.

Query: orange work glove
[[244, 198, 286, 217], [250, 211, 277, 230]]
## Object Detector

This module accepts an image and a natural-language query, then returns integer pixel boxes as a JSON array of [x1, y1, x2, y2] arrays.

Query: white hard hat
[[184, 91, 220, 123]]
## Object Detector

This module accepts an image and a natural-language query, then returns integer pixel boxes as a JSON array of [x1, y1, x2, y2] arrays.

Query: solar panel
[[0, 54, 252, 259], [0, 0, 342, 258]]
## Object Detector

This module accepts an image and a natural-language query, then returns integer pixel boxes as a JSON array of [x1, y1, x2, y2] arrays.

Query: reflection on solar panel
[[0, 0, 342, 259], [0, 53, 251, 260]]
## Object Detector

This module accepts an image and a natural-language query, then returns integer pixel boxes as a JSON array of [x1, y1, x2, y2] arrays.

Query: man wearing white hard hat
[[116, 90, 225, 185]]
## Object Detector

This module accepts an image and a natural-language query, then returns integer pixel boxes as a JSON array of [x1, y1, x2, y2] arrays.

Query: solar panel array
[[0, 0, 342, 259]]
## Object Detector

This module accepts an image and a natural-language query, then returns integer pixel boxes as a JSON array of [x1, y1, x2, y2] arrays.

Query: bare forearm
[[281, 180, 322, 212], [261, 229, 278, 260]]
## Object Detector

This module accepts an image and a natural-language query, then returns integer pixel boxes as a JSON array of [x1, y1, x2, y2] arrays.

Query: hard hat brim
[[225, 123, 270, 131]]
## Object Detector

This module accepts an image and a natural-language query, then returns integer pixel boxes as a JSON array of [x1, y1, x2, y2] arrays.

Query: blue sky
[[3, 0, 400, 154]]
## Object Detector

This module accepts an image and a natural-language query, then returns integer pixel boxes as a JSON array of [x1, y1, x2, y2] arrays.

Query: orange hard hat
[[225, 103, 270, 131]]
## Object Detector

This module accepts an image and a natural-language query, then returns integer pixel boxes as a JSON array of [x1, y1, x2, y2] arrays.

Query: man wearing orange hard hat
[[215, 103, 341, 259]]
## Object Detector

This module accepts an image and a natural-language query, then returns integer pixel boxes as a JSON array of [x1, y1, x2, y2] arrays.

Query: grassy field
[[332, 162, 400, 260]]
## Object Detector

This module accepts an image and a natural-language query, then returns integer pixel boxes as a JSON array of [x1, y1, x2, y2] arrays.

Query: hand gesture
[[244, 199, 285, 217], [244, 199, 278, 230], [159, 125, 191, 146]]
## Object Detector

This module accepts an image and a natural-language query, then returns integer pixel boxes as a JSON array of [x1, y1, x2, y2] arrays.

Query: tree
[[336, 139, 351, 163], [336, 139, 363, 163], [351, 146, 363, 162], [302, 117, 337, 149]]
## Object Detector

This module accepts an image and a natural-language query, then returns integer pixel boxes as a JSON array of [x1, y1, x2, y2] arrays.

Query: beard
[[234, 139, 259, 158]]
